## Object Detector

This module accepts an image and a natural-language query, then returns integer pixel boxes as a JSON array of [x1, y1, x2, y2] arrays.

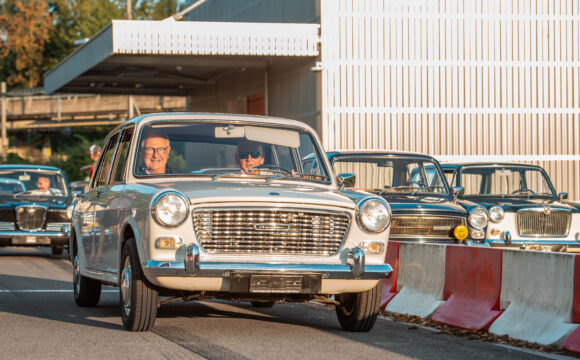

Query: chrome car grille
[[15, 205, 47, 231], [192, 208, 350, 255], [391, 215, 465, 239], [0, 222, 15, 231], [46, 222, 68, 232], [518, 209, 571, 237]]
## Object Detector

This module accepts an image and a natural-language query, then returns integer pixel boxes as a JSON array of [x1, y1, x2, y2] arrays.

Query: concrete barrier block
[[385, 242, 445, 318], [432, 246, 503, 330], [489, 250, 576, 345], [562, 255, 580, 352]]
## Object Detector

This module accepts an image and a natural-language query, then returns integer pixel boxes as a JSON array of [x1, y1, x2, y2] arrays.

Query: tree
[[0, 0, 53, 88]]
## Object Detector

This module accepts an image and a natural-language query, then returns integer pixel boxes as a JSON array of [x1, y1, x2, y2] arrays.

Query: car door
[[83, 132, 119, 272], [97, 126, 134, 274]]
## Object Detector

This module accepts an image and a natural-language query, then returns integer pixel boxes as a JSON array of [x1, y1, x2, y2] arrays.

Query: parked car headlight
[[468, 207, 488, 229], [489, 206, 505, 223], [152, 192, 189, 227], [357, 198, 391, 233]]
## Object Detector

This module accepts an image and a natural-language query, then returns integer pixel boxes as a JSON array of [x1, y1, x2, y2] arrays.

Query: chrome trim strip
[[0, 231, 67, 237], [486, 239, 580, 245], [143, 260, 392, 279]]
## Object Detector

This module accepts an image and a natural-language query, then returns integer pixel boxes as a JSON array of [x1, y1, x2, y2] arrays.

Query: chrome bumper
[[143, 245, 392, 280]]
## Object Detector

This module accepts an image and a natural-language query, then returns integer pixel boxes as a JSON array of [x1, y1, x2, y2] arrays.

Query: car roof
[[327, 150, 436, 162], [111, 112, 318, 134], [0, 164, 63, 172], [440, 162, 544, 170]]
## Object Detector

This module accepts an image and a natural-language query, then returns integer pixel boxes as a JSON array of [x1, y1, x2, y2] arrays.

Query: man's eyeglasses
[[237, 151, 263, 160], [143, 146, 169, 156]]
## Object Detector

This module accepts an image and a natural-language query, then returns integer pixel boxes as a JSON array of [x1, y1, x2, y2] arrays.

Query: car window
[[133, 122, 330, 182], [109, 127, 134, 184], [94, 132, 120, 188], [459, 166, 555, 196], [333, 157, 448, 194]]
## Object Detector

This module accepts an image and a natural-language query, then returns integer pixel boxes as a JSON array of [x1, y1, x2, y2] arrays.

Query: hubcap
[[73, 255, 80, 295], [120, 256, 132, 316]]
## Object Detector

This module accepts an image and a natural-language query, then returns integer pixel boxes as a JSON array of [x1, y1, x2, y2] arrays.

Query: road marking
[[0, 290, 118, 293]]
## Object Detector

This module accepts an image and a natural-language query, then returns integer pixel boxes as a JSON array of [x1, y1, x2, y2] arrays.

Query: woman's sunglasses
[[237, 151, 263, 160]]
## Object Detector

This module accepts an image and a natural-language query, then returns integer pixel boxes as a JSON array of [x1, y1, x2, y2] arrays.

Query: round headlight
[[489, 206, 505, 223], [357, 198, 391, 233], [66, 204, 74, 220], [152, 192, 188, 227], [468, 207, 488, 229]]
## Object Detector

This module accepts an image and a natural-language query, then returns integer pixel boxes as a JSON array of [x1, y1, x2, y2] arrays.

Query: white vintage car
[[70, 113, 392, 332]]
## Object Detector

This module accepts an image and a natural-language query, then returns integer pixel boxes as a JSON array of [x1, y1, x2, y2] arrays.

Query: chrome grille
[[46, 222, 68, 232], [15, 205, 47, 231], [391, 215, 465, 239], [518, 209, 571, 237], [192, 208, 350, 255], [0, 222, 15, 231]]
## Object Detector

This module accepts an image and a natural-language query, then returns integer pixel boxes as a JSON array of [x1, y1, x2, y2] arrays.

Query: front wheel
[[335, 282, 381, 332], [120, 238, 158, 331], [73, 254, 101, 307]]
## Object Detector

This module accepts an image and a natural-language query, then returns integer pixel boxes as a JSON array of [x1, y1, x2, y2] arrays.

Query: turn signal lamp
[[453, 225, 469, 241], [490, 228, 501, 236], [155, 237, 183, 249], [360, 241, 385, 254]]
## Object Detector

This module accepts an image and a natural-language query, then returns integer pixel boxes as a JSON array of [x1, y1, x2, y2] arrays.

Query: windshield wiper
[[266, 173, 330, 182], [211, 172, 243, 181]]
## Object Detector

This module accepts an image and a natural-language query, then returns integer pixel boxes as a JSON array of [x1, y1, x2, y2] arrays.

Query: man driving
[[137, 130, 174, 175], [36, 176, 51, 192], [235, 140, 265, 173]]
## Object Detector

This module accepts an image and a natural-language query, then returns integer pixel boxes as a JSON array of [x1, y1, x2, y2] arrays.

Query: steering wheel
[[251, 165, 292, 175], [511, 188, 536, 195]]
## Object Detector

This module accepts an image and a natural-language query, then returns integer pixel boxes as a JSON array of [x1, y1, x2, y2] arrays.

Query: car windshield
[[332, 157, 449, 195], [458, 166, 556, 197], [0, 170, 67, 197], [133, 122, 331, 183]]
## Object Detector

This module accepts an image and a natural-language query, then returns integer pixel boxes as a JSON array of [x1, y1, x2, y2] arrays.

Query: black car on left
[[0, 165, 73, 255], [325, 151, 488, 245]]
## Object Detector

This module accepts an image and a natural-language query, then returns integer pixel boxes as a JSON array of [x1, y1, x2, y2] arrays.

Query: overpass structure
[[3, 93, 186, 130]]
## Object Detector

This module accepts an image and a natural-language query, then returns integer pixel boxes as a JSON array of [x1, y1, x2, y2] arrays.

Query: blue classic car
[[441, 162, 580, 251], [0, 165, 73, 255], [326, 151, 488, 245]]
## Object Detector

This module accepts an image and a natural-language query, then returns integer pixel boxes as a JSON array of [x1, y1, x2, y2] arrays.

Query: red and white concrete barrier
[[563, 255, 580, 352], [380, 241, 399, 309]]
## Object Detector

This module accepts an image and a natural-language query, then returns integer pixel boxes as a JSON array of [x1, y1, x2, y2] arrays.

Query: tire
[[335, 281, 381, 332], [52, 246, 64, 256], [120, 238, 158, 332], [73, 253, 101, 307], [250, 301, 275, 308]]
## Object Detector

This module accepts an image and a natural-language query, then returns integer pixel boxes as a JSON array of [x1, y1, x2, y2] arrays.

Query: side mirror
[[452, 186, 465, 200], [559, 192, 568, 200], [337, 173, 356, 188]]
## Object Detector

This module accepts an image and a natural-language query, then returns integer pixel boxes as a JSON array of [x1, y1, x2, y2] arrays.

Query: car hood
[[465, 197, 577, 212], [139, 180, 359, 210], [382, 195, 467, 215]]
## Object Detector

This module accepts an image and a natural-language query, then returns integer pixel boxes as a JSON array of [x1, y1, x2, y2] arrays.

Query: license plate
[[250, 275, 303, 293], [25, 236, 36, 244]]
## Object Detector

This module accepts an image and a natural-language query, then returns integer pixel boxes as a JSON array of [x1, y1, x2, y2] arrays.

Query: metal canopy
[[44, 20, 320, 96]]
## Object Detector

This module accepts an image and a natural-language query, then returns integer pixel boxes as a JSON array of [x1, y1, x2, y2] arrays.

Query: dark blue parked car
[[441, 162, 580, 252], [325, 151, 488, 245]]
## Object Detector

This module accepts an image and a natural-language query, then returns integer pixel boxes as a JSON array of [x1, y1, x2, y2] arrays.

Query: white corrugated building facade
[[184, 0, 579, 201]]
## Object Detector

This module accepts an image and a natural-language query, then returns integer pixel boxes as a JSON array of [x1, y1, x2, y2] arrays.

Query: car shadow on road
[[0, 274, 124, 331]]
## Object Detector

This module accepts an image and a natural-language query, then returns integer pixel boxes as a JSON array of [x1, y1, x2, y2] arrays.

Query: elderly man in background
[[137, 129, 174, 175], [235, 140, 265, 173]]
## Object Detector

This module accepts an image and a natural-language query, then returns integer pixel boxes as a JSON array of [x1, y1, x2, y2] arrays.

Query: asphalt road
[[0, 246, 574, 360]]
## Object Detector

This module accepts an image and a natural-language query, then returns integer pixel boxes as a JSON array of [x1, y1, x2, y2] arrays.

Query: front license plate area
[[229, 273, 321, 294]]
